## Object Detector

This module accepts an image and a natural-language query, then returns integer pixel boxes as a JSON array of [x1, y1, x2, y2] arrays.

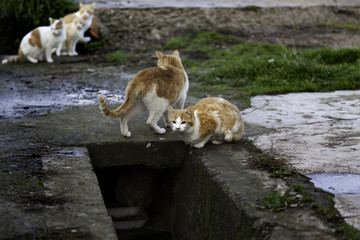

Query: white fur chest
[[187, 110, 201, 141]]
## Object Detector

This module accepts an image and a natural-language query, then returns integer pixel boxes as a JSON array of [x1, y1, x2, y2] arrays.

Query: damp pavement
[[242, 90, 360, 230], [1, 0, 360, 239], [0, 58, 348, 239]]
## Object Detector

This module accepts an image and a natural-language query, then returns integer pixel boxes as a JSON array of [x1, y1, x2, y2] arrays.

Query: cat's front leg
[[161, 115, 168, 127], [149, 124, 166, 134], [211, 140, 223, 145], [26, 56, 38, 63], [147, 110, 166, 134], [120, 118, 131, 137], [193, 135, 212, 148], [55, 44, 62, 57], [45, 48, 54, 63]]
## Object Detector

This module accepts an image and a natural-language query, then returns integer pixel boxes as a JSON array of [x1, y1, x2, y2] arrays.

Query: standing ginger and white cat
[[98, 50, 189, 137], [63, 16, 87, 56], [168, 97, 244, 148], [2, 18, 65, 64], [62, 2, 96, 55]]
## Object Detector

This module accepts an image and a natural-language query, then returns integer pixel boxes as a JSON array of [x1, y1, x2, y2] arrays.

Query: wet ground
[[0, 56, 130, 119], [242, 90, 360, 229], [1, 1, 360, 238]]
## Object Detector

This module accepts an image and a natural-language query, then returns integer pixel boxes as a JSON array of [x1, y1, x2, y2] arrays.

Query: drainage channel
[[87, 141, 251, 240]]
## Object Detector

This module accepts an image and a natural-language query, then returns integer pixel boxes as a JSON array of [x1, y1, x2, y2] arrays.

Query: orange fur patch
[[99, 50, 187, 119], [28, 29, 42, 48], [55, 19, 64, 30], [130, 51, 187, 104], [63, 14, 76, 24], [168, 97, 244, 144]]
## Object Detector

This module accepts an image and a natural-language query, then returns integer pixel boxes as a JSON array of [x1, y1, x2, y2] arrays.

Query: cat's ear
[[90, 2, 96, 7], [167, 105, 175, 113], [79, 2, 84, 8], [155, 51, 163, 59], [172, 50, 180, 57], [49, 17, 54, 24], [186, 106, 194, 118]]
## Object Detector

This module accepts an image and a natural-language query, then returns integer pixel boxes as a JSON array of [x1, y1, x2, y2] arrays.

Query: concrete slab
[[242, 90, 360, 230]]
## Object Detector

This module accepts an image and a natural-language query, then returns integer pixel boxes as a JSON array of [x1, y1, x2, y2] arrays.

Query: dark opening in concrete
[[94, 165, 179, 240], [87, 142, 257, 240], [88, 141, 188, 240]]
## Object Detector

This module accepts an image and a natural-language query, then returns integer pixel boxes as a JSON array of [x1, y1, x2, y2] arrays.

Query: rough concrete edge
[[193, 144, 337, 239], [41, 147, 117, 240]]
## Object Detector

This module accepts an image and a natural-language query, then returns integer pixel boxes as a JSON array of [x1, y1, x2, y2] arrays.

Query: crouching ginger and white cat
[[2, 18, 65, 64], [98, 50, 189, 137], [168, 97, 244, 148]]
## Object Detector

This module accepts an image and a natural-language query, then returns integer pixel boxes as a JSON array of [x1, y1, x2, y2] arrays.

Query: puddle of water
[[307, 172, 360, 194]]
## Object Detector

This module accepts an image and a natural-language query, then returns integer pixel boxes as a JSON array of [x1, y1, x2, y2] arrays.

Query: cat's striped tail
[[2, 49, 23, 64], [98, 91, 139, 119]]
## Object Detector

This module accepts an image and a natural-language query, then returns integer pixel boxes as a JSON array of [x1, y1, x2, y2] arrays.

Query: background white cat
[[2, 18, 65, 64]]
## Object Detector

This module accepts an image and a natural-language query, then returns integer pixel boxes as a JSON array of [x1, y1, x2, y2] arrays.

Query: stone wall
[[95, 6, 360, 50]]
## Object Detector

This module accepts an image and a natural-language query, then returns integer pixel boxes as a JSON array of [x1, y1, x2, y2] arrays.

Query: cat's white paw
[[84, 37, 91, 43], [68, 52, 78, 56], [157, 128, 166, 134], [47, 59, 54, 63], [224, 135, 233, 142], [212, 140, 223, 145], [193, 142, 205, 148], [122, 131, 131, 138]]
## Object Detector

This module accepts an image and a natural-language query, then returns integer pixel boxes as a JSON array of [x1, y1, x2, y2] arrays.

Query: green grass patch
[[335, 223, 360, 240], [259, 185, 313, 212], [106, 49, 132, 63], [83, 40, 105, 54], [164, 31, 240, 58], [242, 139, 292, 179], [164, 31, 360, 96], [325, 21, 360, 31]]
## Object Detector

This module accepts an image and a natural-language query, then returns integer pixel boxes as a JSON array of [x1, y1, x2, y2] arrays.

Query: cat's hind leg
[[143, 93, 168, 134], [147, 108, 166, 134], [120, 102, 145, 137], [224, 130, 233, 142], [232, 119, 244, 142], [26, 55, 38, 63]]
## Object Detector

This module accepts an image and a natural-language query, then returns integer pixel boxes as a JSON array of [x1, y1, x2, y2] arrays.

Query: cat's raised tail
[[2, 49, 24, 64], [98, 85, 141, 118]]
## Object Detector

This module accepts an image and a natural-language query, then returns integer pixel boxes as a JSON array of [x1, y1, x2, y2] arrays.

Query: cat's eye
[[181, 121, 186, 124], [172, 121, 176, 124]]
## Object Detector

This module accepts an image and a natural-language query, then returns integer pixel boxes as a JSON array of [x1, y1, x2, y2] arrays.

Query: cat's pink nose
[[176, 127, 180, 131]]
